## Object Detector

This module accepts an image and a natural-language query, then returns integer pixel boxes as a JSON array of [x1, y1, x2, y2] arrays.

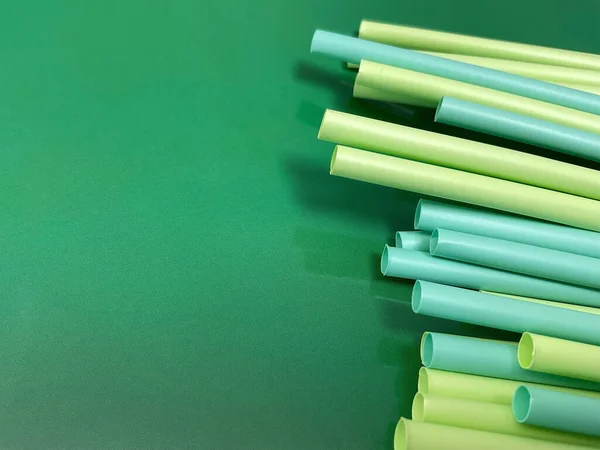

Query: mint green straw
[[416, 199, 600, 259], [514, 385, 600, 437], [436, 97, 600, 163], [395, 231, 431, 251], [430, 228, 600, 291]]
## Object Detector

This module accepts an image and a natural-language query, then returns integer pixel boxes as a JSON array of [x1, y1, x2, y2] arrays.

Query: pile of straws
[[311, 21, 600, 450]]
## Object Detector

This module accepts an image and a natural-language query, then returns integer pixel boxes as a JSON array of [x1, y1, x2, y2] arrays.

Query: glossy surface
[[1, 0, 598, 448]]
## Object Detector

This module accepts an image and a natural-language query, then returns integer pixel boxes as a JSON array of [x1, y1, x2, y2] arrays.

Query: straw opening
[[429, 229, 440, 254], [411, 393, 425, 422], [381, 245, 391, 275], [394, 418, 408, 450], [413, 200, 424, 229], [417, 367, 429, 394], [513, 386, 532, 423], [411, 281, 423, 313], [330, 146, 339, 174], [518, 333, 535, 369], [421, 331, 433, 366]]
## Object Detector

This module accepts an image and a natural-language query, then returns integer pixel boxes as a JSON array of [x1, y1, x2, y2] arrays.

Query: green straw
[[413, 393, 600, 447], [395, 231, 431, 251], [518, 333, 600, 383], [319, 110, 600, 200], [482, 292, 600, 316], [359, 21, 600, 71], [330, 146, 600, 232], [356, 61, 600, 135]]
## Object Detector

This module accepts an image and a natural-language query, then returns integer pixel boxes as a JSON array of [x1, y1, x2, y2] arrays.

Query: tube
[[413, 282, 600, 345], [430, 228, 600, 291], [330, 147, 600, 232], [356, 61, 600, 135], [482, 292, 600, 316], [394, 417, 587, 450], [413, 393, 600, 447], [310, 30, 600, 115], [319, 110, 600, 200], [418, 367, 600, 405], [435, 97, 600, 163], [381, 246, 600, 306], [358, 21, 600, 71], [353, 82, 431, 107], [395, 231, 431, 251], [420, 332, 600, 390], [415, 199, 600, 259], [514, 386, 600, 437], [518, 333, 600, 383]]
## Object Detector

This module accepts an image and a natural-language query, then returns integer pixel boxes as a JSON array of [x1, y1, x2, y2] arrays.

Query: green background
[[1, 1, 599, 448]]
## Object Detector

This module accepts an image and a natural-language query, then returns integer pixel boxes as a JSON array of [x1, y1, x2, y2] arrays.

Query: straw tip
[[381, 244, 391, 275], [411, 281, 423, 313], [394, 418, 408, 450], [310, 29, 330, 53], [512, 386, 532, 423], [329, 146, 339, 175]]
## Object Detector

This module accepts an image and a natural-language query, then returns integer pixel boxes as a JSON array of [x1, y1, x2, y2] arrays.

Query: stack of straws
[[311, 21, 600, 450]]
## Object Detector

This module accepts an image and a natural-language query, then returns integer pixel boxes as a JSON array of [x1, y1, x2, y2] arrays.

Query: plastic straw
[[395, 417, 585, 450], [436, 97, 600, 163], [310, 30, 600, 115], [413, 282, 600, 345], [418, 367, 600, 405], [319, 110, 600, 200], [382, 246, 600, 306], [356, 61, 600, 135], [413, 393, 600, 447], [420, 332, 600, 390], [514, 386, 600, 437], [518, 333, 600, 383], [431, 228, 600, 291], [395, 231, 431, 251], [358, 21, 600, 71], [482, 292, 600, 316], [353, 82, 431, 107], [416, 199, 600, 259], [331, 146, 600, 231]]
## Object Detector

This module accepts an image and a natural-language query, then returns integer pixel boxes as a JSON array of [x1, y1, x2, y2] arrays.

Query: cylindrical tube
[[395, 231, 431, 251], [413, 281, 600, 345], [418, 367, 600, 405], [436, 97, 600, 163], [413, 393, 600, 447], [430, 228, 600, 291], [319, 110, 600, 200], [395, 417, 587, 450], [358, 21, 600, 71], [356, 61, 600, 135], [518, 333, 600, 383], [415, 199, 600, 260], [420, 332, 600, 391], [382, 246, 600, 306], [482, 292, 600, 316], [514, 386, 600, 437], [311, 30, 600, 115], [353, 82, 431, 107], [330, 146, 600, 231]]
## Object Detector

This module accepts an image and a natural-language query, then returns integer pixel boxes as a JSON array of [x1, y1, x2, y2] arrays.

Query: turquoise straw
[[415, 199, 600, 260], [412, 281, 600, 345], [382, 246, 600, 306], [395, 231, 431, 251], [514, 386, 600, 437], [310, 30, 600, 115], [422, 332, 600, 391], [431, 228, 600, 291], [436, 97, 600, 162]]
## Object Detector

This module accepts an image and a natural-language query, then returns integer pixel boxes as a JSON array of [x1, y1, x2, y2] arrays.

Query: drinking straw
[[482, 292, 600, 316], [382, 246, 600, 306], [430, 228, 600, 291], [319, 110, 600, 199], [413, 282, 600, 345], [435, 97, 600, 163], [330, 146, 600, 231], [353, 82, 431, 106], [418, 367, 600, 405], [358, 21, 600, 71], [356, 61, 600, 135], [394, 417, 586, 450], [395, 231, 431, 251], [514, 386, 600, 437], [420, 332, 600, 390], [310, 30, 600, 115], [415, 199, 600, 259], [518, 333, 600, 383], [413, 393, 600, 447]]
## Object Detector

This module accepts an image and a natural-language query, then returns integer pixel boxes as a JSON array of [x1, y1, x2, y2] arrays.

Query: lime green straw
[[519, 333, 600, 383], [356, 61, 600, 135], [418, 367, 600, 405], [330, 146, 600, 232], [319, 110, 600, 200], [482, 292, 600, 316], [412, 393, 600, 447], [359, 21, 600, 71], [395, 417, 586, 450]]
